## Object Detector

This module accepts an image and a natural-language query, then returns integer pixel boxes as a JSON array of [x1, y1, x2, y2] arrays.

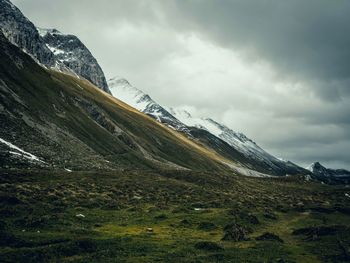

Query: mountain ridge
[[108, 77, 190, 133], [307, 162, 350, 184], [0, 0, 111, 93], [39, 27, 110, 93], [108, 76, 307, 176], [0, 30, 232, 172]]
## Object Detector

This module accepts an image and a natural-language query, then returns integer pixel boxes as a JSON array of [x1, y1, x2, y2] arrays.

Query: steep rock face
[[0, 0, 110, 93], [0, 0, 55, 66], [0, 32, 225, 171], [39, 28, 110, 93]]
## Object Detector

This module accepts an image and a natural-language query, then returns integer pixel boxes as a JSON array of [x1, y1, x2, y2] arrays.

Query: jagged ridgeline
[[38, 28, 110, 93], [0, 31, 231, 171], [108, 77, 308, 176], [0, 0, 307, 177], [0, 0, 110, 93]]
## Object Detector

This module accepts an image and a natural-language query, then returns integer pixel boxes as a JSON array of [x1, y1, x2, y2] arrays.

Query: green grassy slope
[[0, 170, 349, 262], [0, 32, 231, 172]]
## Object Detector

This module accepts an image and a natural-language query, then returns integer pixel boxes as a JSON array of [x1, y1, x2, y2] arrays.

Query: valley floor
[[0, 169, 349, 262]]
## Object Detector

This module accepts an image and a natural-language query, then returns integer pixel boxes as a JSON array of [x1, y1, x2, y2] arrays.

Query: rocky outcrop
[[0, 0, 111, 93], [222, 223, 250, 242], [0, 0, 55, 66], [39, 28, 110, 93], [108, 76, 307, 176]]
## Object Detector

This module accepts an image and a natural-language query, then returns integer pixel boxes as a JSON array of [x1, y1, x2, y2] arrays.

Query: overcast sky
[[13, 0, 350, 169]]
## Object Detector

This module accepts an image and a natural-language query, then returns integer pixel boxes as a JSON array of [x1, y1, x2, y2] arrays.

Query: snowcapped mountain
[[169, 108, 274, 160], [108, 77, 189, 132], [0, 0, 110, 93], [307, 162, 350, 184], [39, 28, 110, 93], [0, 31, 228, 172], [108, 77, 305, 176], [169, 107, 303, 173]]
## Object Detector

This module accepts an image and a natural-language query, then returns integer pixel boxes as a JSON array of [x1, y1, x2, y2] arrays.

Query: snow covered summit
[[108, 77, 189, 132], [39, 27, 110, 93], [108, 77, 305, 176], [169, 107, 297, 171]]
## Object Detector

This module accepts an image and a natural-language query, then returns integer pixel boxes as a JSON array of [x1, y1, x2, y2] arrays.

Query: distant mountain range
[[1, 0, 348, 184], [0, 29, 228, 172], [307, 162, 350, 185], [108, 77, 307, 177]]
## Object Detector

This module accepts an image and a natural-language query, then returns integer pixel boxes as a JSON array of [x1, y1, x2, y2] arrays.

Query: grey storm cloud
[[12, 0, 350, 169], [158, 0, 350, 98]]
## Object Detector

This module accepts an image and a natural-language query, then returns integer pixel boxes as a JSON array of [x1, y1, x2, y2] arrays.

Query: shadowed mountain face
[[0, 0, 55, 66], [109, 77, 307, 176], [0, 0, 110, 93], [307, 162, 350, 185], [0, 31, 229, 172]]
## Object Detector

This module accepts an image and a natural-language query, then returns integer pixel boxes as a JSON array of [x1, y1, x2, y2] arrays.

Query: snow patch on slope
[[108, 77, 150, 111], [168, 108, 222, 136], [0, 137, 45, 163], [46, 44, 65, 56]]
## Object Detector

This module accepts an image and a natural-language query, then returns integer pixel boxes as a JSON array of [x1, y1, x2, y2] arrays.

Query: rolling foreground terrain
[[1, 169, 350, 263], [1, 0, 350, 262]]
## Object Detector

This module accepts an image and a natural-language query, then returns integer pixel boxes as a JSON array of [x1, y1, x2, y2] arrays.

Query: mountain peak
[[108, 78, 190, 132], [307, 162, 324, 172], [40, 28, 110, 93], [306, 162, 350, 183], [36, 27, 64, 37], [0, 1, 110, 93], [108, 76, 151, 110]]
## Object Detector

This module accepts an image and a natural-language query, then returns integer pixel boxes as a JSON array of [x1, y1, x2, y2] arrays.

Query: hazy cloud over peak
[[12, 0, 350, 169]]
